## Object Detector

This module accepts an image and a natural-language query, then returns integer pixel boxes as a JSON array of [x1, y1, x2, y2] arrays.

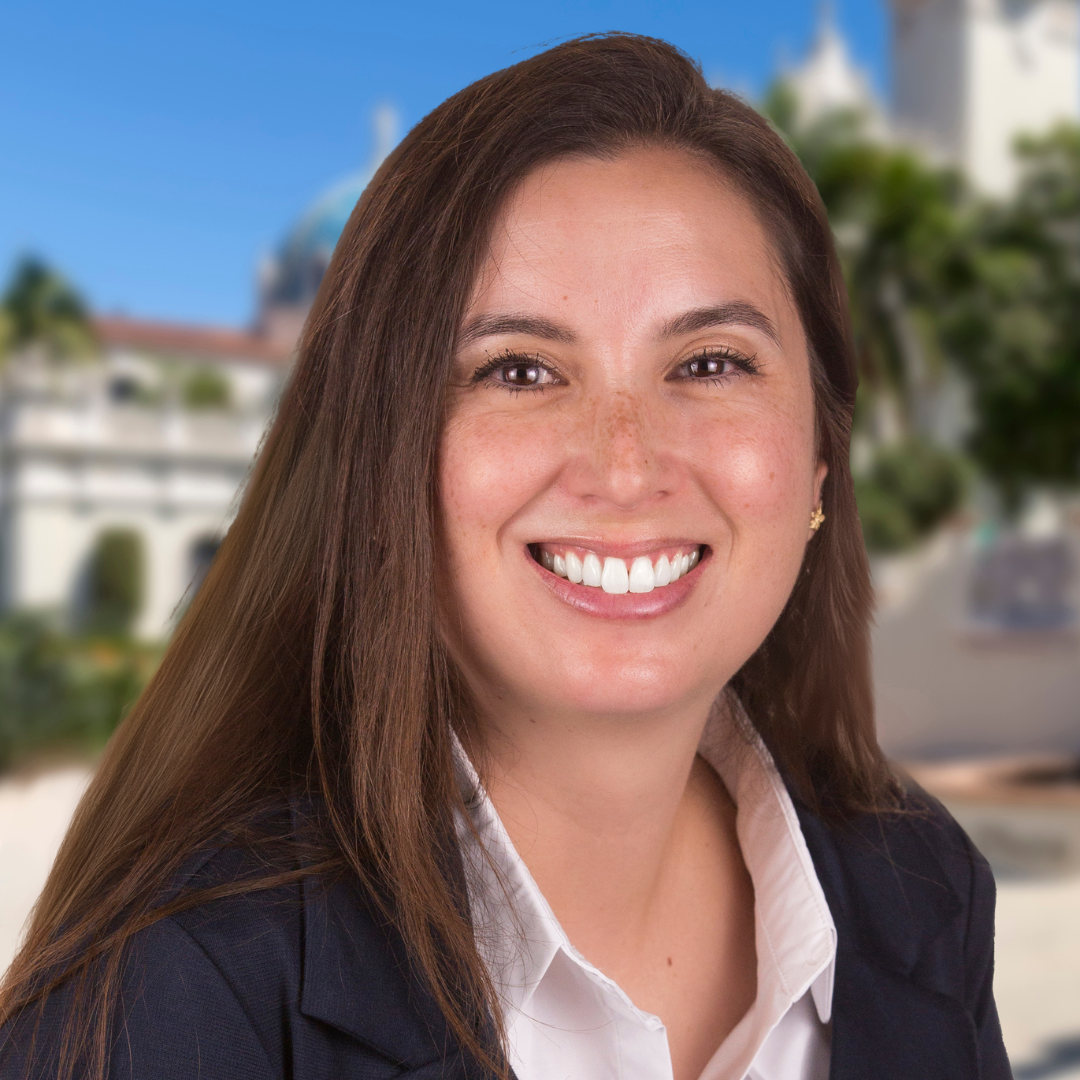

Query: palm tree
[[937, 125, 1080, 511], [763, 80, 963, 442], [0, 256, 97, 363]]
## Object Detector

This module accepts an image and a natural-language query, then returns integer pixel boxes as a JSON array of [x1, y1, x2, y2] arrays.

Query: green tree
[[854, 437, 969, 552], [182, 365, 231, 409], [763, 81, 963, 435], [937, 125, 1080, 511], [0, 256, 97, 361], [82, 529, 144, 636]]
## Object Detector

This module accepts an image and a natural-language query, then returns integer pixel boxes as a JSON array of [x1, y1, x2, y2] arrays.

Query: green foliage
[[83, 529, 144, 636], [937, 126, 1080, 512], [0, 612, 159, 771], [182, 365, 231, 410], [767, 80, 1080, 521], [764, 79, 964, 416], [0, 256, 97, 361], [855, 438, 969, 553]]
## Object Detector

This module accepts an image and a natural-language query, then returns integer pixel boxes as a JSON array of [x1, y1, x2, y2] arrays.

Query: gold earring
[[809, 504, 825, 532]]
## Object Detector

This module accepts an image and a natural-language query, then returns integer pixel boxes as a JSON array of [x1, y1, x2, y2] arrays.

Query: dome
[[260, 106, 398, 310], [262, 170, 374, 306]]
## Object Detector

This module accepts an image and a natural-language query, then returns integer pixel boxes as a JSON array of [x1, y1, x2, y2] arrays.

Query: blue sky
[[2, 1, 887, 327]]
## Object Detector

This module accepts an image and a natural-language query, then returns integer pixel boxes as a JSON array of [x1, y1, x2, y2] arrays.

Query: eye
[[471, 352, 563, 390], [673, 348, 759, 382]]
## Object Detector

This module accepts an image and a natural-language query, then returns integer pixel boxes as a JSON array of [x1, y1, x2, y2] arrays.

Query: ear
[[809, 461, 829, 537], [813, 460, 828, 507]]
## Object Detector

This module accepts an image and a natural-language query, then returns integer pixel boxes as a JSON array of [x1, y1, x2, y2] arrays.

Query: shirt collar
[[698, 699, 836, 1028], [452, 694, 837, 1030], [452, 731, 569, 1016]]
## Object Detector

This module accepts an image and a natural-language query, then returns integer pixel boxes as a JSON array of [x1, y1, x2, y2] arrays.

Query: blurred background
[[2, 0, 1079, 1073]]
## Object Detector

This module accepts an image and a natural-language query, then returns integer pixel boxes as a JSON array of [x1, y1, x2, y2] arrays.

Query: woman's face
[[440, 147, 826, 728]]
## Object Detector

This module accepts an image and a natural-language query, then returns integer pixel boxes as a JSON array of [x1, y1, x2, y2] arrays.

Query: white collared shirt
[[453, 708, 837, 1080]]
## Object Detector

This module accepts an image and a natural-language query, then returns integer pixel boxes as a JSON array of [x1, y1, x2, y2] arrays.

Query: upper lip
[[529, 539, 706, 559]]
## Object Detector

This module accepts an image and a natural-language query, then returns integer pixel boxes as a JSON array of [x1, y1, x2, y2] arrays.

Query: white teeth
[[538, 546, 702, 591], [565, 551, 583, 584], [654, 554, 672, 587], [601, 556, 629, 594], [582, 552, 603, 587], [628, 556, 655, 593]]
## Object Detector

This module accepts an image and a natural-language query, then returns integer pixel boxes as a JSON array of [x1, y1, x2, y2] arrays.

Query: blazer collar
[[794, 799, 964, 976], [291, 791, 972, 1077], [795, 799, 980, 1080]]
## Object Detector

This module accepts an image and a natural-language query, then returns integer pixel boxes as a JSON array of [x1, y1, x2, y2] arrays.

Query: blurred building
[[0, 321, 288, 637], [787, 7, 889, 131], [893, 0, 1080, 194], [793, 0, 1080, 194], [0, 111, 396, 639]]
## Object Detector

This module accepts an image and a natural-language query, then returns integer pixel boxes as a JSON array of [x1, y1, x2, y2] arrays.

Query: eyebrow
[[457, 301, 781, 349], [660, 302, 780, 346], [457, 313, 577, 347]]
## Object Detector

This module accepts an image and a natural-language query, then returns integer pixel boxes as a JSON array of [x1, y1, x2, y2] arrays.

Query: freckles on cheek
[[440, 413, 562, 538]]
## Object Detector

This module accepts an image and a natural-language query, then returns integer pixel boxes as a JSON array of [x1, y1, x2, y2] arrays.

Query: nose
[[563, 389, 679, 510]]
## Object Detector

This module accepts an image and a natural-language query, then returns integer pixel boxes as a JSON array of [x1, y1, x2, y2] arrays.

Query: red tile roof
[[95, 316, 293, 365]]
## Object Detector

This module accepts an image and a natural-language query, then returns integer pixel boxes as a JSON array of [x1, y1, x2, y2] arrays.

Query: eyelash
[[470, 350, 562, 393], [672, 348, 761, 384], [469, 346, 760, 392]]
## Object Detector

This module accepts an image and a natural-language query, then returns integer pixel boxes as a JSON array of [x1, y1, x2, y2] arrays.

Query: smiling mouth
[[529, 543, 705, 594]]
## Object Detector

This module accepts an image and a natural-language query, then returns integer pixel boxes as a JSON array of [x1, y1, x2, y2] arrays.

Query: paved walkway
[[996, 873, 1080, 1079], [2, 766, 1080, 1076], [0, 765, 91, 970]]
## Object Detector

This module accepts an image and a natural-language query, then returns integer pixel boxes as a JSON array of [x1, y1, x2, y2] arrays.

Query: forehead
[[468, 146, 796, 336]]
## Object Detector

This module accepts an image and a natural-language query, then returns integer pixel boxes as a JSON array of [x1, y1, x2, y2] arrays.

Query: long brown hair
[[0, 32, 890, 1078]]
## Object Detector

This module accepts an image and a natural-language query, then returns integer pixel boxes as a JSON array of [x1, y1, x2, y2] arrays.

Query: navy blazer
[[2, 790, 1011, 1080]]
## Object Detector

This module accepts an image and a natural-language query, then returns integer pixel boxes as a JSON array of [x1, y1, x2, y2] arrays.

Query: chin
[[523, 653, 717, 720]]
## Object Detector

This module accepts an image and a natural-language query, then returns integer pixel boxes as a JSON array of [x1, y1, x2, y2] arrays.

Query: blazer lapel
[[298, 870, 455, 1069], [795, 801, 981, 1080]]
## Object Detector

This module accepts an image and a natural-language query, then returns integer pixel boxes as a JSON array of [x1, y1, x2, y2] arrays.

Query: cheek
[[694, 407, 815, 532], [439, 410, 562, 554]]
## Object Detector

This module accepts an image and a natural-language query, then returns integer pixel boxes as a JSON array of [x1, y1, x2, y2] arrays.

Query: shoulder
[[793, 784, 1010, 1079], [795, 781, 997, 995], [0, 808, 452, 1080], [0, 833, 304, 1080], [797, 780, 991, 913]]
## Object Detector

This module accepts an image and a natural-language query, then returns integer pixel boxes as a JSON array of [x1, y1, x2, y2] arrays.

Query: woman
[[1, 34, 1008, 1080]]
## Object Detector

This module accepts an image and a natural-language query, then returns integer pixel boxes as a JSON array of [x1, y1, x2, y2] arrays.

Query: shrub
[[855, 438, 968, 553], [0, 612, 159, 771], [82, 529, 143, 636], [182, 366, 231, 410]]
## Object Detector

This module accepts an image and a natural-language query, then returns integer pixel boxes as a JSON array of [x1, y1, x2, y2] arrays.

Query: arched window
[[188, 536, 221, 597]]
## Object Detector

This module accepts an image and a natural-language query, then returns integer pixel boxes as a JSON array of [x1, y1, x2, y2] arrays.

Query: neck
[[466, 695, 718, 948]]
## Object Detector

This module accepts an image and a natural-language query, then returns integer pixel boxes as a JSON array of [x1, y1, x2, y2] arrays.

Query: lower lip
[[527, 549, 708, 620]]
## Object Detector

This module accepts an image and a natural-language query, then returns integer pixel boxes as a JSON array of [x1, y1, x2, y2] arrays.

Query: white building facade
[[891, 0, 1080, 193], [0, 321, 288, 638]]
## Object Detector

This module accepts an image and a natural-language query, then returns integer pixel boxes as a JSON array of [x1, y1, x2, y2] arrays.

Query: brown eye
[[472, 353, 562, 390], [686, 355, 726, 378], [674, 349, 759, 383], [500, 362, 544, 386]]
